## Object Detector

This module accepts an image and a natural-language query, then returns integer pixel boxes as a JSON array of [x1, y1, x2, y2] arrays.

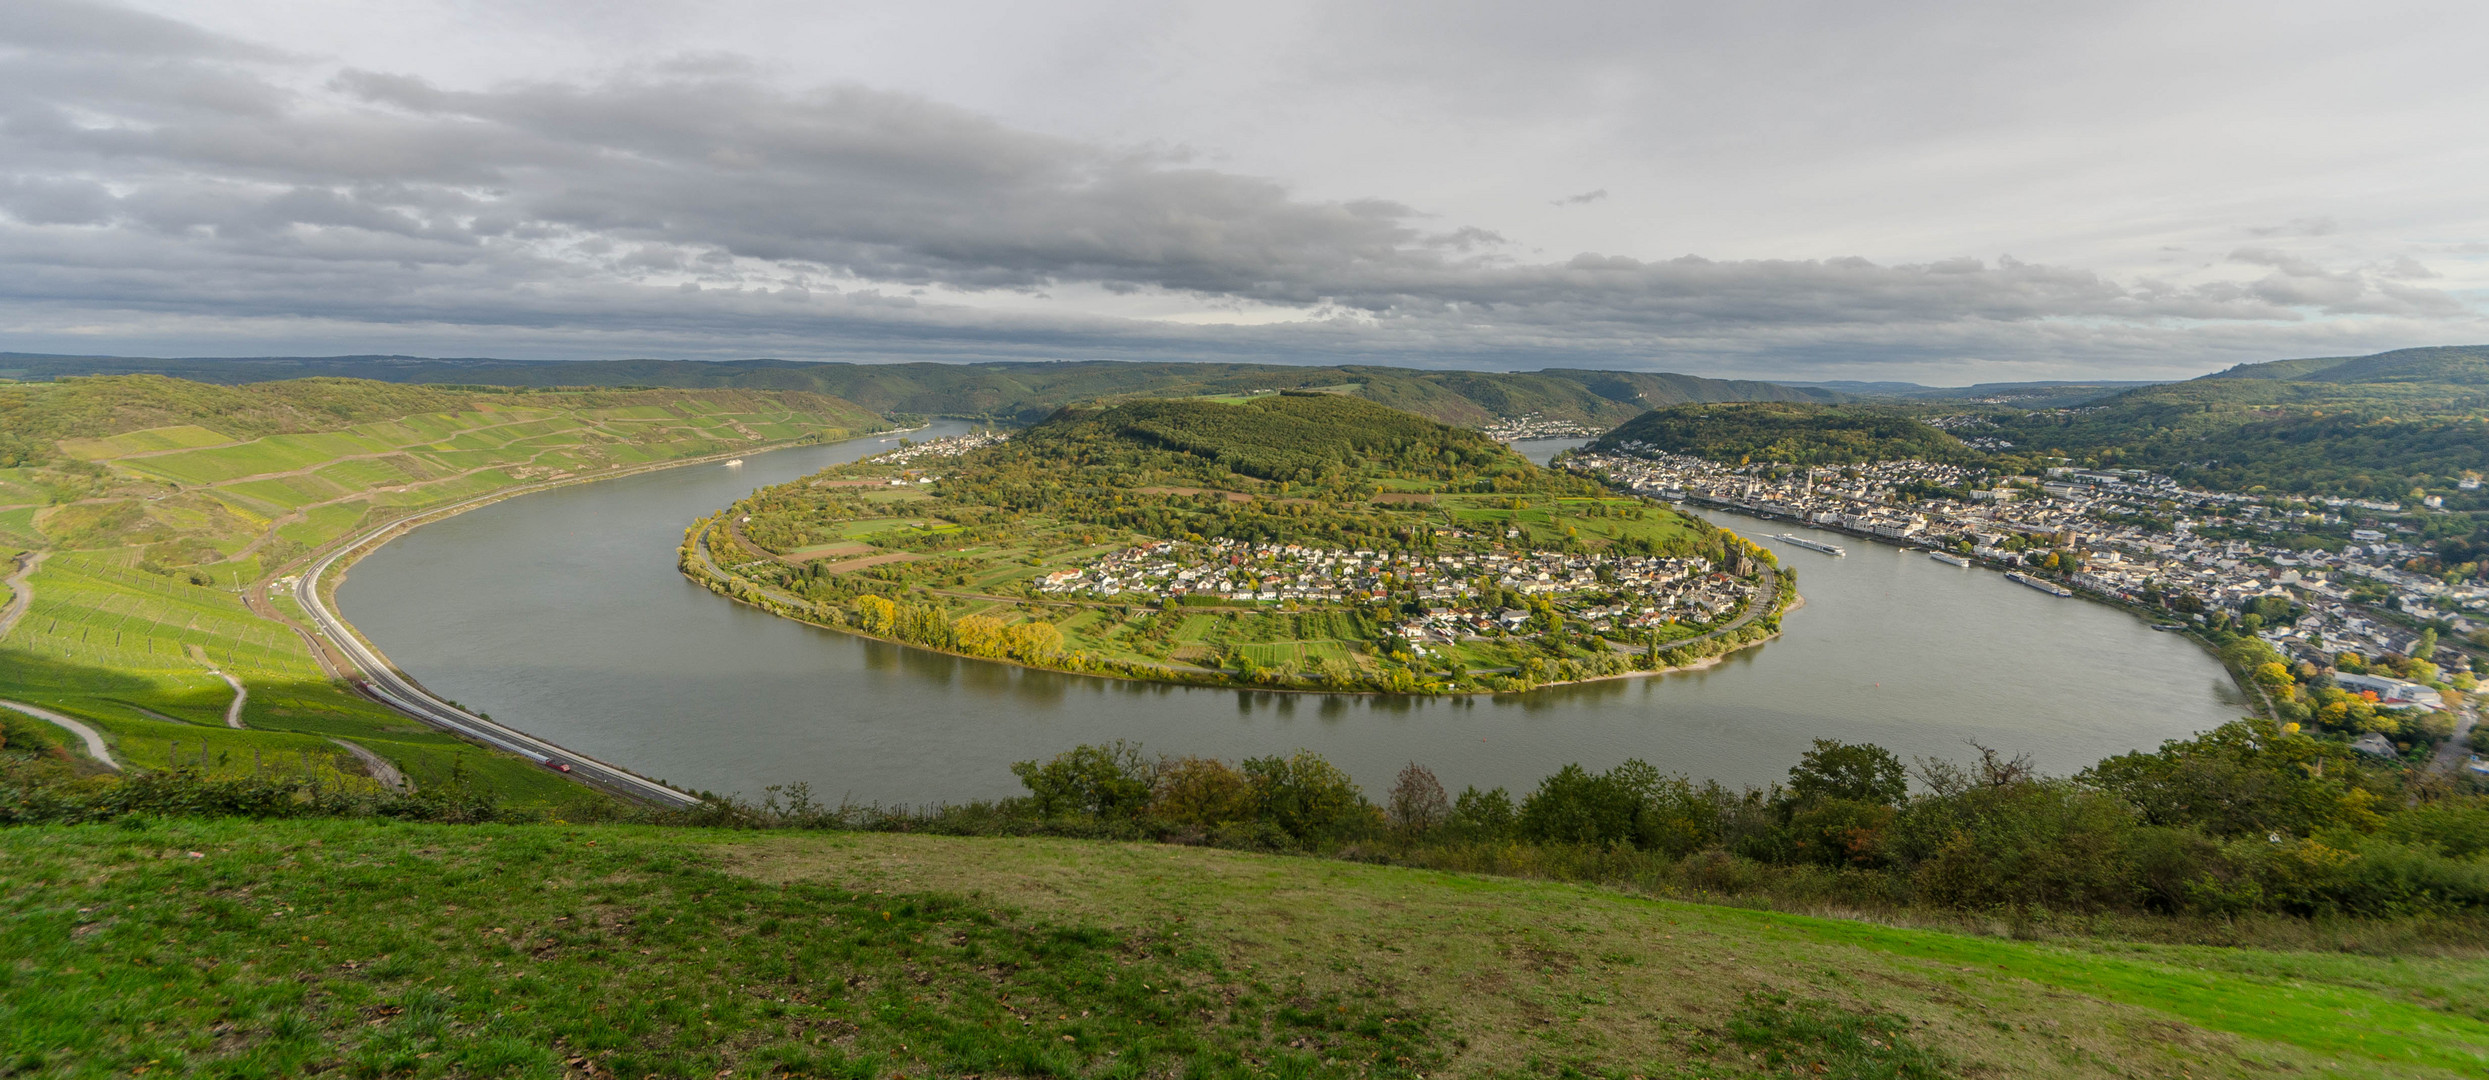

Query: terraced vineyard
[[0, 377, 884, 802]]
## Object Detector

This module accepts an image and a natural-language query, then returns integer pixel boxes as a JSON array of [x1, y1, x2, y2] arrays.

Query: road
[[293, 503, 703, 808], [0, 699, 121, 770]]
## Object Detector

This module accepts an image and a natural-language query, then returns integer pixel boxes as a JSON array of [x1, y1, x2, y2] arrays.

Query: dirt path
[[183, 644, 249, 728], [2433, 698, 2478, 774], [0, 550, 46, 641], [0, 699, 120, 770], [327, 738, 406, 791], [215, 672, 247, 729]]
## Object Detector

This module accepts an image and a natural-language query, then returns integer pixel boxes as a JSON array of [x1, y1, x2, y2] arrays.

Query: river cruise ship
[[1773, 534, 1847, 557], [2004, 571, 2074, 597]]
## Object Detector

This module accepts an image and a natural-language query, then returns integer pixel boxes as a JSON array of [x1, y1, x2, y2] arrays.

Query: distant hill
[[1791, 379, 2164, 407], [2201, 344, 2489, 385], [1592, 402, 1980, 466], [0, 354, 1839, 428], [1025, 392, 1528, 484], [1979, 344, 2489, 503]]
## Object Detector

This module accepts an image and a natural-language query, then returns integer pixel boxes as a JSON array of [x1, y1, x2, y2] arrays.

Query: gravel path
[[327, 738, 407, 791], [0, 699, 121, 771], [0, 550, 45, 641]]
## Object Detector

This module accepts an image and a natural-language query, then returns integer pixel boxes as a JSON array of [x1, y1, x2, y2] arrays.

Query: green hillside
[[6, 817, 2486, 1079], [2204, 345, 2489, 385], [1036, 393, 1524, 483], [0, 376, 885, 803], [1974, 346, 2489, 505], [1592, 403, 1981, 466], [0, 355, 1842, 428]]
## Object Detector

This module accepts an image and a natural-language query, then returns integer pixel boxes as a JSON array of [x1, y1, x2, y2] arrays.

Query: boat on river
[[1929, 552, 1972, 567], [724, 458, 744, 467], [2005, 571, 2074, 597], [1774, 533, 1847, 557]]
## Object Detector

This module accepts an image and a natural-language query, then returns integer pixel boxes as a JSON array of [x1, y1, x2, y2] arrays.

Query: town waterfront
[[338, 427, 2247, 804]]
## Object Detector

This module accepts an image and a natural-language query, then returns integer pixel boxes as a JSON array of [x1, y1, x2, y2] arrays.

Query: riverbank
[[1663, 492, 2269, 716], [283, 432, 892, 806]]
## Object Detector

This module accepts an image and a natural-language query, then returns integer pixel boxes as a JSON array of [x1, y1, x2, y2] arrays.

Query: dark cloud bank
[[0, 0, 2472, 379]]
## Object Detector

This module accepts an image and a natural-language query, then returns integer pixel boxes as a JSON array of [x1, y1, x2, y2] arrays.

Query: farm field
[[0, 376, 885, 801]]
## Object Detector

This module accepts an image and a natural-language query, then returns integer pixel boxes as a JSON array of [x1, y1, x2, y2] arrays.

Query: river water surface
[[339, 426, 2245, 803]]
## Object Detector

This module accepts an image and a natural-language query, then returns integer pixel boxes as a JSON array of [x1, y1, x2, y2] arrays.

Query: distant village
[[1035, 539, 1752, 645], [1481, 414, 1604, 441], [867, 429, 1008, 467], [1573, 443, 2477, 712]]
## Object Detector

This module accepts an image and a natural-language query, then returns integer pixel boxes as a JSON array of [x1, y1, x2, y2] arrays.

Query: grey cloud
[[1552, 188, 1607, 205], [2247, 216, 2339, 238], [1, 0, 287, 60], [0, 1, 2475, 377]]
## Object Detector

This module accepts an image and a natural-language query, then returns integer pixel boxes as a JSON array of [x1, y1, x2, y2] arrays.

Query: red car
[[542, 757, 572, 773]]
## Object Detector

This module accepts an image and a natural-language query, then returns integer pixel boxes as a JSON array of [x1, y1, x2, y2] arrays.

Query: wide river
[[340, 425, 2246, 803]]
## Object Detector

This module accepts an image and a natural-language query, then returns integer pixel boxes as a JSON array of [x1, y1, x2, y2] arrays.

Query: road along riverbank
[[275, 435, 892, 807]]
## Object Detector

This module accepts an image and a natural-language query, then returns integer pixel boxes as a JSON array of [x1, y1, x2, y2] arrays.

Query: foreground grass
[[4, 821, 2485, 1079]]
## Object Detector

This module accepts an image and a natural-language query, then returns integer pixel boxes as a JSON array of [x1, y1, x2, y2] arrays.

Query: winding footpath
[[0, 550, 44, 640], [1, 551, 123, 769], [0, 700, 120, 771], [328, 738, 407, 791]]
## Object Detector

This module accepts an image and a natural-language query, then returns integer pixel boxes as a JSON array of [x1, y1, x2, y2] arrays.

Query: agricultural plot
[[4, 377, 886, 802], [56, 423, 235, 459]]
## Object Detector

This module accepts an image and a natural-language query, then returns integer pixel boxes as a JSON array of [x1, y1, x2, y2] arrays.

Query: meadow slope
[[4, 819, 2484, 1079]]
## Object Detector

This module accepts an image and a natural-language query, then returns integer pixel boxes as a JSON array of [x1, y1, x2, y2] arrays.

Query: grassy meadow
[[0, 377, 883, 802], [4, 818, 2484, 1079]]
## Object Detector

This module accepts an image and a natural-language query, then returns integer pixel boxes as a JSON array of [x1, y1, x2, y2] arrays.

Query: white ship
[[724, 458, 745, 467], [2004, 571, 2073, 597], [1929, 552, 1971, 567], [1773, 533, 1847, 557]]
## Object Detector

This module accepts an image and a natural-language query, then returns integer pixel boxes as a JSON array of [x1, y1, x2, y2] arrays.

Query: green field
[[4, 818, 2482, 1079], [0, 377, 887, 802]]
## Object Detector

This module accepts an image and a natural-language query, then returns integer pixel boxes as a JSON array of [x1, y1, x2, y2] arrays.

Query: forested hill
[[1974, 344, 2489, 503], [1591, 402, 1980, 466], [2200, 344, 2489, 385], [1023, 393, 1529, 484], [0, 354, 1839, 427]]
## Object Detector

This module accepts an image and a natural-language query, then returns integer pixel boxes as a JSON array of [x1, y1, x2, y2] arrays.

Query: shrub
[[1241, 750, 1377, 844], [1010, 742, 1155, 820]]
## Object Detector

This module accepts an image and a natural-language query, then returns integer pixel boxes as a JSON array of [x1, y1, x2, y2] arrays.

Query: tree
[[1242, 750, 1376, 843], [1011, 742, 1155, 819], [1386, 762, 1451, 834], [1785, 739, 1908, 808], [1151, 755, 1253, 830]]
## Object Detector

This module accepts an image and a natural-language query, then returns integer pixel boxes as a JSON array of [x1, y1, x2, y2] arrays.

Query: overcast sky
[[4, 0, 2485, 383]]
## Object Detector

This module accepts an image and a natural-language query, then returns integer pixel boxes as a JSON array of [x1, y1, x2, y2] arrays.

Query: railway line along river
[[338, 425, 2247, 804]]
